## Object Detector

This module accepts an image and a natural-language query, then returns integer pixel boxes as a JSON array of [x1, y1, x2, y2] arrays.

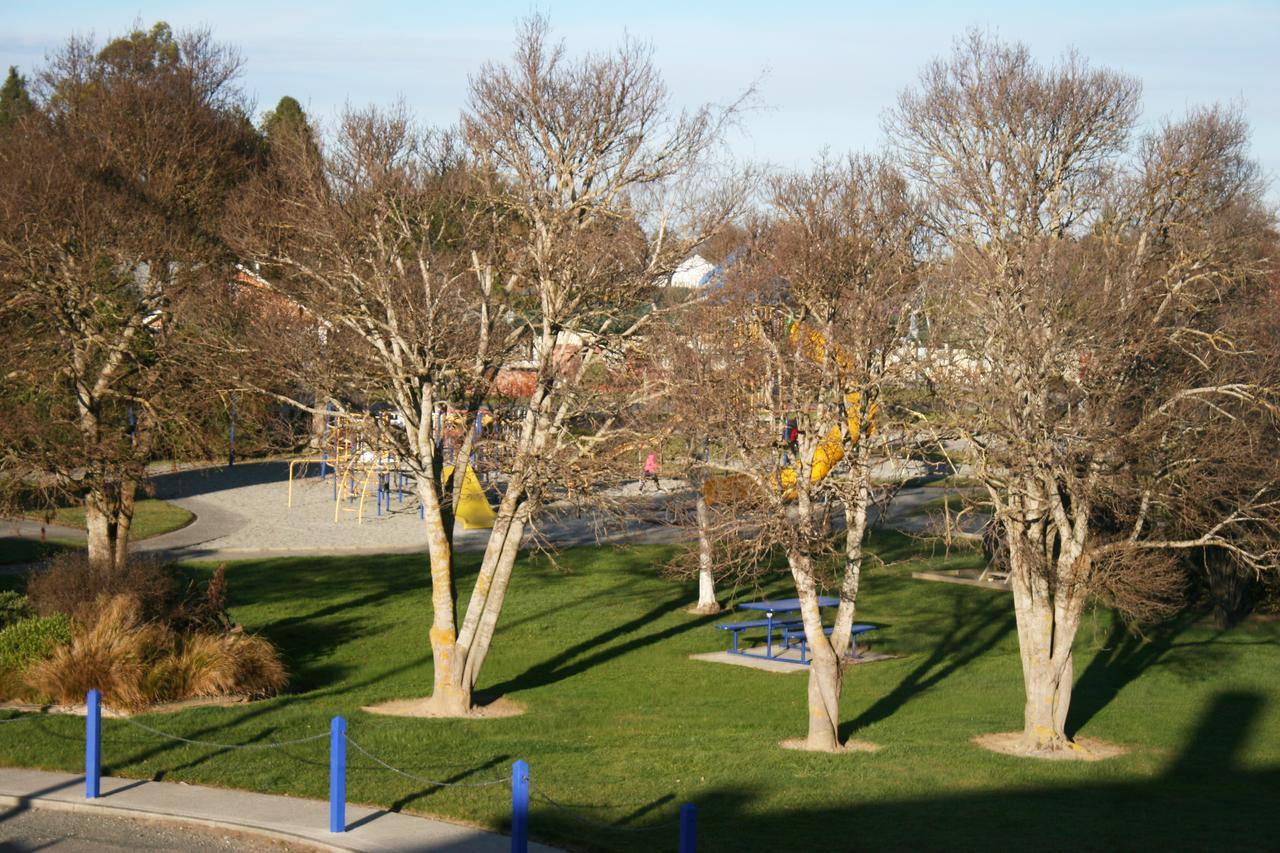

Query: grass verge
[[47, 499, 194, 541]]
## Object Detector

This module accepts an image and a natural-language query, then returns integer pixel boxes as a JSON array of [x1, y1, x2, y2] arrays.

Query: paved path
[[131, 462, 691, 562], [0, 806, 311, 851], [3, 459, 983, 565], [2, 519, 86, 543], [0, 767, 557, 852]]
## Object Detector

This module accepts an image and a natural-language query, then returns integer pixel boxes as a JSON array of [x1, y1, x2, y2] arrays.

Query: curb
[[0, 793, 347, 852]]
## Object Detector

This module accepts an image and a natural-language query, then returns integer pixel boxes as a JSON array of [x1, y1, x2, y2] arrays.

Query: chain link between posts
[[343, 734, 509, 788], [530, 785, 685, 833], [41, 707, 698, 838], [116, 715, 329, 750]]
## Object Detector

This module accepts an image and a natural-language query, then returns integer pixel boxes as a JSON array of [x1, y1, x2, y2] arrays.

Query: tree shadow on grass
[[482, 595, 724, 697], [1067, 611, 1278, 739], [565, 690, 1275, 853], [106, 699, 328, 774], [842, 593, 1015, 739]]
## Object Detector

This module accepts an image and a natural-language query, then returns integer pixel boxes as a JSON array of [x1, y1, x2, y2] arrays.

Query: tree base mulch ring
[[972, 732, 1128, 761], [779, 737, 881, 754], [361, 694, 526, 719]]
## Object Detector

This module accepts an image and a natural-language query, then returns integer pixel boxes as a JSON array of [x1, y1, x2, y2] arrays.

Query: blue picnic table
[[716, 597, 878, 665]]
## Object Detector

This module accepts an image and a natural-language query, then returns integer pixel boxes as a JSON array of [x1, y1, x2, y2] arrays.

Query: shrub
[[171, 564, 232, 633], [0, 591, 33, 629], [0, 613, 73, 671], [27, 551, 176, 624], [153, 630, 286, 700], [24, 594, 287, 711], [25, 595, 170, 710]]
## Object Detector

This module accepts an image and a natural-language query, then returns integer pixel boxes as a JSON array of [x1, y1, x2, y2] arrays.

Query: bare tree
[[0, 23, 258, 568], [228, 106, 525, 715], [441, 15, 747, 714], [890, 32, 1280, 754], [663, 154, 923, 750], [230, 17, 745, 715]]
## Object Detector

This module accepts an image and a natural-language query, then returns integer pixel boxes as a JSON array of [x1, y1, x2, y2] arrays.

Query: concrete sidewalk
[[0, 767, 559, 852]]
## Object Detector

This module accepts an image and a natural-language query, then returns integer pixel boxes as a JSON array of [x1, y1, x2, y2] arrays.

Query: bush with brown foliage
[[24, 594, 286, 712], [27, 552, 175, 625]]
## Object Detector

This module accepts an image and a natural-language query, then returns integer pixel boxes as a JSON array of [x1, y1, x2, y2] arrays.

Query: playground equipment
[[444, 465, 497, 529], [704, 319, 876, 506], [286, 403, 503, 529]]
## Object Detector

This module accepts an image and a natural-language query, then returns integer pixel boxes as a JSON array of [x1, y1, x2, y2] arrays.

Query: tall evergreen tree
[[262, 95, 314, 150], [0, 67, 34, 130]]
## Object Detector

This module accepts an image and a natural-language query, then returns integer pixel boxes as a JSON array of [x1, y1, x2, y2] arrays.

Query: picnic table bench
[[715, 618, 804, 654], [714, 597, 882, 665], [780, 622, 879, 663]]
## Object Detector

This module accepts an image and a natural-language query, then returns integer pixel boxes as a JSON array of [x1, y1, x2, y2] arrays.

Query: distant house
[[667, 254, 718, 288]]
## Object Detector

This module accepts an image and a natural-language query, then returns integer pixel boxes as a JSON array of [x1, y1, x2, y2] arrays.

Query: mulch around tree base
[[779, 737, 880, 754], [972, 731, 1128, 761], [361, 694, 526, 719]]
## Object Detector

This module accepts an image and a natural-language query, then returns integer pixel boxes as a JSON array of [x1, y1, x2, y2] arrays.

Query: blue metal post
[[679, 803, 697, 853], [228, 400, 237, 467], [85, 689, 101, 799], [511, 759, 529, 853], [329, 716, 346, 833]]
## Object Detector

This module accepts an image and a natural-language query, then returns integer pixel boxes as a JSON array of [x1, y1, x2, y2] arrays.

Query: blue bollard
[[85, 689, 101, 798], [679, 802, 697, 853], [329, 716, 346, 832], [511, 759, 529, 853]]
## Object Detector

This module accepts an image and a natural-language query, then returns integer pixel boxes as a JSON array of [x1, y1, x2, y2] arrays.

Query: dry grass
[[24, 594, 286, 711]]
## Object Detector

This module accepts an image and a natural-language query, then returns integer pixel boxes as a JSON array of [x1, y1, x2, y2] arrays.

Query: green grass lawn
[[1, 534, 1277, 851], [47, 499, 194, 541], [0, 537, 84, 566]]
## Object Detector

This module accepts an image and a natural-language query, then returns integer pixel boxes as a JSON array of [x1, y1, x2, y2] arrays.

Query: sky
[[3, 1, 1278, 200]]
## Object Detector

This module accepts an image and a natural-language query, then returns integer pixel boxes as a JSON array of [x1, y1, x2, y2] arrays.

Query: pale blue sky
[[3, 1, 1277, 198]]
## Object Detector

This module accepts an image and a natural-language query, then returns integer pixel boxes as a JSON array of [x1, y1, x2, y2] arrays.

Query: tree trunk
[[417, 479, 469, 715], [83, 479, 138, 572], [691, 493, 720, 614], [1005, 518, 1086, 753], [459, 499, 527, 691], [829, 454, 870, 656], [788, 546, 844, 750], [85, 496, 115, 570], [112, 478, 138, 571], [805, 652, 843, 751]]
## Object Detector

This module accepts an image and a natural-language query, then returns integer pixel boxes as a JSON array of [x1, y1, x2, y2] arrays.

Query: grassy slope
[[0, 500, 195, 565], [1, 534, 1276, 852], [49, 499, 194, 540]]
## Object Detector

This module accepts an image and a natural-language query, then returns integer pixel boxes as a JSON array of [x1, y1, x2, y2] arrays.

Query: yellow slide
[[443, 465, 497, 529], [704, 319, 874, 506]]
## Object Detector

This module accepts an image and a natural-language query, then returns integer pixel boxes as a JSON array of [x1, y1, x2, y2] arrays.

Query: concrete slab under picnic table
[[690, 648, 896, 673]]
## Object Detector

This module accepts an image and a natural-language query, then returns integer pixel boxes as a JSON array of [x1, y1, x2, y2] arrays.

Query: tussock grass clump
[[24, 594, 286, 711]]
